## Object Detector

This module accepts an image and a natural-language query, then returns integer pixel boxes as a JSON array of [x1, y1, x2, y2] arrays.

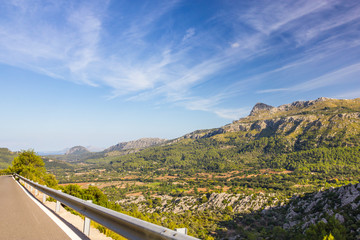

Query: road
[[0, 175, 71, 240]]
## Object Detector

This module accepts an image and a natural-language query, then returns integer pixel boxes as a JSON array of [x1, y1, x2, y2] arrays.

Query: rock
[[249, 103, 274, 116], [105, 138, 167, 152], [335, 213, 345, 223]]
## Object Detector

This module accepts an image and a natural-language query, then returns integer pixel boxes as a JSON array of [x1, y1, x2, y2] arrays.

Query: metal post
[[42, 185, 47, 203], [42, 192, 47, 203], [175, 228, 188, 235], [55, 190, 62, 213], [35, 183, 38, 196], [83, 200, 92, 236]]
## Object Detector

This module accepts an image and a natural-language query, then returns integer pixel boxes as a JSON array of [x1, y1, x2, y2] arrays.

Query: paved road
[[0, 175, 71, 240]]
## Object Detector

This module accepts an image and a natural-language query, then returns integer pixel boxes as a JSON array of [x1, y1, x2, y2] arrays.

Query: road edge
[[12, 176, 83, 240]]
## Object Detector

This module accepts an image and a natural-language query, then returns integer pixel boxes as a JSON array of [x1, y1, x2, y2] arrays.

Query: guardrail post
[[175, 228, 188, 235], [35, 183, 38, 196], [42, 192, 47, 203], [83, 200, 92, 236], [55, 190, 62, 213]]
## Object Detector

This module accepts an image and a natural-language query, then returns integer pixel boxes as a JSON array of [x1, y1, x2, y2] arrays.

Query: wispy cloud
[[335, 89, 360, 99], [258, 62, 360, 93], [240, 0, 330, 35], [182, 28, 195, 42], [0, 0, 359, 119]]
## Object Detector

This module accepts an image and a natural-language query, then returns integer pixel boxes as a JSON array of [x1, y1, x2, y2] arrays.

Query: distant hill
[[0, 148, 16, 169], [65, 146, 90, 155], [48, 97, 360, 168], [100, 97, 360, 174], [47, 138, 167, 162], [104, 138, 167, 152]]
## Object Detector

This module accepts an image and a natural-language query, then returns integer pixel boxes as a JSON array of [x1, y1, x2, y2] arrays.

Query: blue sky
[[0, 0, 360, 152]]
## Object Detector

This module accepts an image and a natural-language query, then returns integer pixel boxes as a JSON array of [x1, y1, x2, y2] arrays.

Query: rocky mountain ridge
[[104, 138, 167, 153], [178, 97, 360, 149]]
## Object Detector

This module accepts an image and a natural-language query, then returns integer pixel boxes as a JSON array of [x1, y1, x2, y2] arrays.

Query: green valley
[[3, 97, 360, 239]]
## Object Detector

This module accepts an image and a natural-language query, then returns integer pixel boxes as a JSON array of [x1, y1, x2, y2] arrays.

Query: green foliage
[[305, 217, 346, 240], [9, 150, 58, 187], [61, 184, 108, 205], [10, 149, 45, 179], [270, 146, 360, 174]]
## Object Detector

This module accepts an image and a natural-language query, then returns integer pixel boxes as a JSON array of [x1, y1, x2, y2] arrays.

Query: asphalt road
[[0, 175, 71, 240]]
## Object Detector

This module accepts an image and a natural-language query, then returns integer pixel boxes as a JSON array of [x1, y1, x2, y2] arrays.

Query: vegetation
[[0, 148, 17, 170], [3, 98, 360, 239], [8, 150, 58, 187]]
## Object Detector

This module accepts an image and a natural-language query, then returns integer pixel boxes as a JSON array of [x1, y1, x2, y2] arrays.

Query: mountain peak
[[249, 102, 274, 116]]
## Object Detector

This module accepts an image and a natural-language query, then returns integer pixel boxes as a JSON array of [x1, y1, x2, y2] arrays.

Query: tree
[[9, 149, 57, 187]]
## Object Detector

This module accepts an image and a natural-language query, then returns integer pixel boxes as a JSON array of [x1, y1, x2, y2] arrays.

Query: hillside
[[45, 97, 360, 239], [66, 146, 90, 155], [104, 138, 167, 154], [180, 97, 360, 148], [0, 148, 16, 169]]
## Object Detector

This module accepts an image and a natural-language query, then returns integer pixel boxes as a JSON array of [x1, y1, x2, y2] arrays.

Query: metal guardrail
[[14, 174, 199, 240]]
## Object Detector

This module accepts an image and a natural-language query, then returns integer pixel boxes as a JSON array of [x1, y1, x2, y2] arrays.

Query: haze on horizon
[[0, 0, 360, 152]]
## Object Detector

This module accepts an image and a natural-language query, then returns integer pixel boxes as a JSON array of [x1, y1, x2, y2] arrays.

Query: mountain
[[65, 146, 90, 155], [45, 97, 360, 239], [180, 97, 360, 148], [104, 138, 167, 152], [98, 97, 360, 176]]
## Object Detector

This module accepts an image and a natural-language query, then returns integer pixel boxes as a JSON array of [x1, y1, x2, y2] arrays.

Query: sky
[[0, 0, 360, 152]]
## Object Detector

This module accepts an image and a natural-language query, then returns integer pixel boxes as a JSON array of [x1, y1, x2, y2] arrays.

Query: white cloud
[[231, 42, 240, 48], [0, 0, 359, 120], [334, 89, 360, 99], [182, 28, 195, 42], [214, 108, 251, 120], [258, 62, 360, 93]]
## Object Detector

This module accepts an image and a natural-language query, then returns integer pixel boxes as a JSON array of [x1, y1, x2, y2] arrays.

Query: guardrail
[[14, 174, 199, 240]]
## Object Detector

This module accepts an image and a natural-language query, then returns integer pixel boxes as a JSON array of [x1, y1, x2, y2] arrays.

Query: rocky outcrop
[[105, 138, 167, 152], [116, 192, 281, 214], [250, 103, 274, 116], [116, 182, 360, 237], [282, 183, 360, 230]]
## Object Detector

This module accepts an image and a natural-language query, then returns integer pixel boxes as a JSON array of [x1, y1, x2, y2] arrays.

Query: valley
[[2, 97, 360, 239]]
